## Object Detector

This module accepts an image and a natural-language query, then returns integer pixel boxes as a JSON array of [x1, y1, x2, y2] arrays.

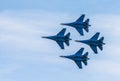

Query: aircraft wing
[[75, 14, 85, 22], [75, 48, 84, 56], [90, 45, 98, 54], [56, 41, 64, 49], [74, 60, 82, 69], [76, 27, 84, 35], [90, 32, 100, 40], [57, 28, 66, 37]]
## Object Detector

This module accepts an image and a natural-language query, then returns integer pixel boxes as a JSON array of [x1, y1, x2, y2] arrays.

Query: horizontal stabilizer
[[84, 27, 89, 32], [65, 41, 69, 46], [98, 45, 103, 50], [82, 61, 87, 66]]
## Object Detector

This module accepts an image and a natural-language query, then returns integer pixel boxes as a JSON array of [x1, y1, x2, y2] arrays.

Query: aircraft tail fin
[[98, 37, 104, 50], [82, 52, 88, 58], [99, 37, 104, 43], [65, 32, 71, 46], [84, 19, 90, 32], [82, 52, 89, 66], [84, 19, 89, 24], [65, 32, 70, 38]]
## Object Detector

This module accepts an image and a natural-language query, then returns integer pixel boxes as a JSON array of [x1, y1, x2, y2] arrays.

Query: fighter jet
[[42, 28, 71, 49], [61, 14, 91, 36], [60, 48, 89, 69], [75, 32, 105, 54]]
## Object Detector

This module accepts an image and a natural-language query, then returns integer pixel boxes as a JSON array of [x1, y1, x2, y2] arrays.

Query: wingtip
[[79, 67, 82, 69], [81, 14, 85, 16], [79, 33, 84, 36], [63, 28, 66, 30], [94, 52, 98, 54], [96, 32, 100, 34]]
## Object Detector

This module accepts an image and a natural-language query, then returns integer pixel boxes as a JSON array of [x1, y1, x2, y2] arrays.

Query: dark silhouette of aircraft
[[60, 48, 89, 69], [42, 28, 71, 49], [61, 14, 91, 36], [75, 32, 105, 54]]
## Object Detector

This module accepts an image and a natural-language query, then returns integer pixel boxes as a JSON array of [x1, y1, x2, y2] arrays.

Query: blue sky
[[0, 0, 120, 81]]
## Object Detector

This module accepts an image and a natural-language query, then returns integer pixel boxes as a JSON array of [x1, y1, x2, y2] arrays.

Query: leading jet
[[75, 32, 105, 54], [42, 28, 71, 49], [60, 48, 89, 69], [61, 14, 91, 36]]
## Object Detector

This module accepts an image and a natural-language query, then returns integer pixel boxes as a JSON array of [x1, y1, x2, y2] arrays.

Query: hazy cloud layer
[[0, 10, 120, 81]]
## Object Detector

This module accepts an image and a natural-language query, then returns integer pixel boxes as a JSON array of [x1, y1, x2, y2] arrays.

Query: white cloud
[[0, 10, 120, 81]]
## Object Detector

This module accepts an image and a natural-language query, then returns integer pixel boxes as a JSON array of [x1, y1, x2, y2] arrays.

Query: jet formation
[[42, 14, 105, 69]]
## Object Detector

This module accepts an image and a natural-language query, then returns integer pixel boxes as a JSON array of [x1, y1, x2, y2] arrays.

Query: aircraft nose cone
[[61, 23, 69, 25], [60, 56, 64, 58], [60, 56, 69, 58], [42, 36, 54, 40], [75, 40, 87, 43], [60, 56, 66, 58], [61, 23, 65, 25], [42, 36, 47, 38], [42, 36, 50, 39], [75, 40, 80, 42], [78, 40, 88, 44]]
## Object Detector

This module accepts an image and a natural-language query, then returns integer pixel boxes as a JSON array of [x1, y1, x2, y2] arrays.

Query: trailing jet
[[42, 28, 71, 49], [75, 32, 105, 54], [61, 14, 91, 36], [60, 48, 89, 69]]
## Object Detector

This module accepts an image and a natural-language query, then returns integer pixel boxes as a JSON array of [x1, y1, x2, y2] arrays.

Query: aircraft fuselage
[[61, 55, 88, 61], [42, 36, 71, 42], [79, 40, 104, 46], [62, 22, 90, 28]]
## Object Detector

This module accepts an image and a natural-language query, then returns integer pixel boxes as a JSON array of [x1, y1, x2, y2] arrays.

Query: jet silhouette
[[61, 14, 91, 36], [60, 48, 89, 69], [75, 32, 105, 54], [42, 28, 71, 49]]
